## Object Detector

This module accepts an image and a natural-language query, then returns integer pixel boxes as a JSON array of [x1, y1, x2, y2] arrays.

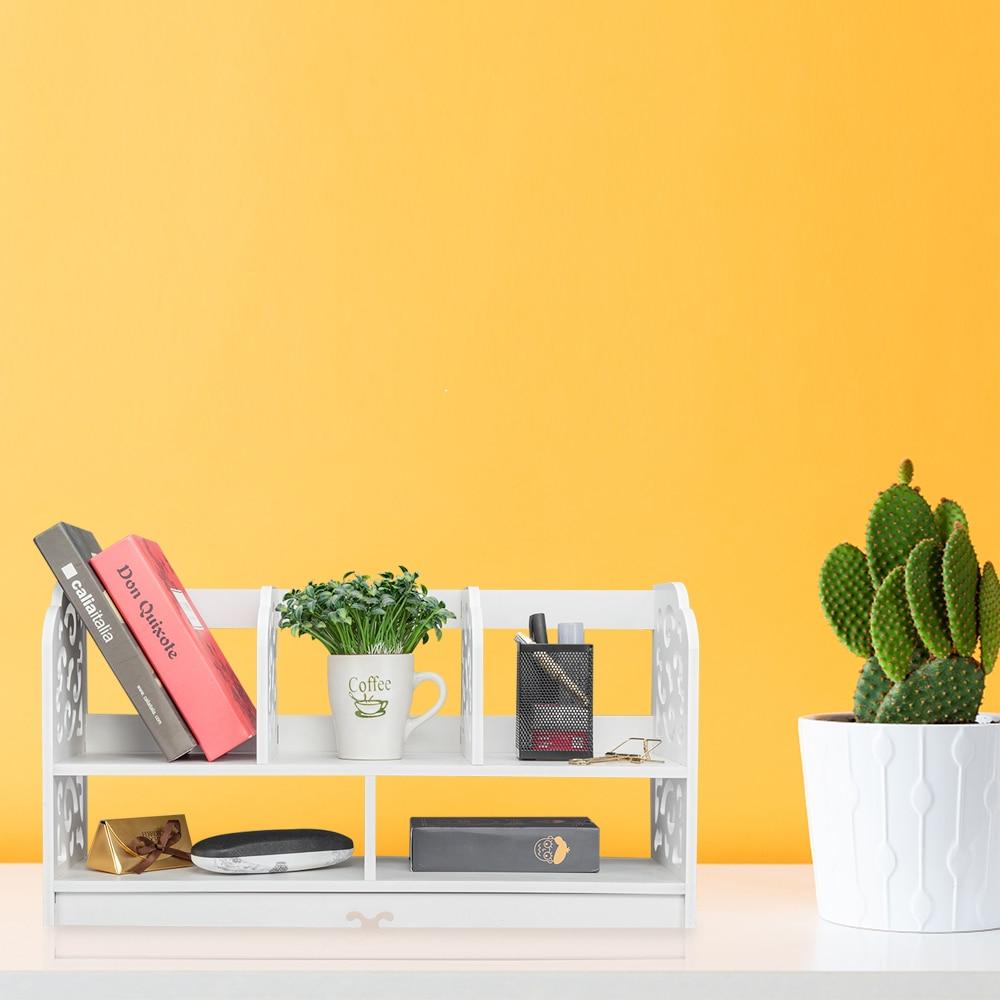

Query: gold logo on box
[[533, 834, 571, 865]]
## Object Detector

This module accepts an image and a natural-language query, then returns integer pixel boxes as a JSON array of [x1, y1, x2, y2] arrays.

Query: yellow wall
[[1, 1, 999, 863]]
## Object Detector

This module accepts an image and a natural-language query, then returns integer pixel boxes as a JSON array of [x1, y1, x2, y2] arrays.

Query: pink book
[[91, 536, 256, 761]]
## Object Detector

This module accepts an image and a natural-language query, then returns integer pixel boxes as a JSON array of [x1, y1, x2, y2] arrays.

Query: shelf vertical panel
[[255, 586, 282, 764], [460, 586, 484, 764], [650, 582, 699, 927], [42, 586, 88, 924], [364, 776, 377, 881], [683, 585, 701, 927]]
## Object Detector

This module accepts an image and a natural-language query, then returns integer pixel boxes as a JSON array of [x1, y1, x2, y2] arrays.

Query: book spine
[[34, 526, 196, 761], [92, 538, 254, 761]]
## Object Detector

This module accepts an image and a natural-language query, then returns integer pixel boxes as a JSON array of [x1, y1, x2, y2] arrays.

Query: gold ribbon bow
[[127, 819, 192, 874]]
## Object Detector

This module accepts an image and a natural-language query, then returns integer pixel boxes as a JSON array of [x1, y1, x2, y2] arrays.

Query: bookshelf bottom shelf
[[51, 858, 688, 927]]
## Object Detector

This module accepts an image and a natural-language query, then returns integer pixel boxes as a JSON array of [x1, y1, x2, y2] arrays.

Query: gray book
[[34, 522, 196, 761], [410, 817, 599, 873]]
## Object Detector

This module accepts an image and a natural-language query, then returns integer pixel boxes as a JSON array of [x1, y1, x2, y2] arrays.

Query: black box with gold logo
[[409, 817, 599, 873]]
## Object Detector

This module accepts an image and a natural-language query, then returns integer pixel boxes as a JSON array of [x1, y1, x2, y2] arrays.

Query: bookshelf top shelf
[[51, 578, 699, 776]]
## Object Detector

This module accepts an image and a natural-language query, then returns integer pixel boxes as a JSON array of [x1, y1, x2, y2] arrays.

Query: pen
[[515, 633, 590, 707]]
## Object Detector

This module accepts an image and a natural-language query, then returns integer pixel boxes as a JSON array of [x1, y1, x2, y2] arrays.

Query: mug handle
[[404, 672, 447, 741]]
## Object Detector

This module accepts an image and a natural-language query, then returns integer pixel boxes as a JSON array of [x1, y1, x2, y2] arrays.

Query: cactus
[[865, 470, 937, 587], [853, 656, 894, 722], [819, 544, 874, 657], [904, 539, 951, 659], [871, 565, 920, 682], [935, 498, 967, 545], [874, 656, 984, 724], [820, 461, 993, 724], [980, 562, 1000, 675], [942, 521, 979, 657]]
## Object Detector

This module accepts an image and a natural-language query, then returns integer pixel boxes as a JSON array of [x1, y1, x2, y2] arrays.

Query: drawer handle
[[346, 910, 394, 929]]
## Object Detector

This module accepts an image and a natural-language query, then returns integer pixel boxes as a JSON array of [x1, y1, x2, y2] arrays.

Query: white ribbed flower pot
[[800, 712, 1000, 932]]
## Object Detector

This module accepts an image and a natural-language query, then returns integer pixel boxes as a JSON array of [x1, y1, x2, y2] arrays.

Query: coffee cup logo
[[533, 834, 571, 866], [348, 674, 391, 719]]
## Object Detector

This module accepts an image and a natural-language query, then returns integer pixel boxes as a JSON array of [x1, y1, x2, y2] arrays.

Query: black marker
[[528, 612, 549, 644]]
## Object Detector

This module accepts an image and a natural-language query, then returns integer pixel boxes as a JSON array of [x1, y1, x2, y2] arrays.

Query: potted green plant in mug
[[278, 568, 454, 760], [801, 460, 1000, 932]]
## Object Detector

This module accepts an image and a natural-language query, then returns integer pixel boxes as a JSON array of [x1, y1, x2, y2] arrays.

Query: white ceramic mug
[[327, 653, 447, 760]]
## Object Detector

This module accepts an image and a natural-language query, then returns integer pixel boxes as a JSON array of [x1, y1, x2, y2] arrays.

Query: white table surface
[[3, 864, 999, 999]]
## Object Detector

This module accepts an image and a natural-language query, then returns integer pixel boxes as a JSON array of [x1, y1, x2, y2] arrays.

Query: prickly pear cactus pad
[[935, 498, 967, 545], [870, 565, 920, 682], [942, 522, 979, 657], [874, 656, 984, 724], [853, 657, 894, 722], [904, 538, 952, 659], [866, 482, 937, 587], [980, 561, 1000, 675], [820, 543, 875, 657]]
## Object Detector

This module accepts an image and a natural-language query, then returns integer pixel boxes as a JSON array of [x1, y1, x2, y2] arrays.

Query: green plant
[[277, 568, 455, 655], [820, 460, 1000, 723]]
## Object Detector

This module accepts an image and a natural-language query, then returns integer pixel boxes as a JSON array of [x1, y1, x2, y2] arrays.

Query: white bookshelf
[[42, 583, 699, 928]]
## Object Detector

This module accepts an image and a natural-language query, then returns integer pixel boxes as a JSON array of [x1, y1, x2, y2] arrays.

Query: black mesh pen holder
[[516, 644, 593, 760]]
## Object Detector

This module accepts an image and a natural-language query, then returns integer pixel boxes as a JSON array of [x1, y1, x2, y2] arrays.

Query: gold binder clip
[[569, 737, 664, 766]]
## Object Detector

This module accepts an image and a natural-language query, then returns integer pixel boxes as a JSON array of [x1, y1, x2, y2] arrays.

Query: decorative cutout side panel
[[652, 583, 693, 766], [54, 775, 87, 870], [650, 582, 699, 923], [52, 591, 87, 760], [651, 776, 685, 875]]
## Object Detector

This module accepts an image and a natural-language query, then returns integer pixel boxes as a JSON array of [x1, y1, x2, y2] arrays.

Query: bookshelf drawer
[[54, 890, 686, 928]]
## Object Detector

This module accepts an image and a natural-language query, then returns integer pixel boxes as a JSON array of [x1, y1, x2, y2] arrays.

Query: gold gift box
[[87, 815, 193, 875]]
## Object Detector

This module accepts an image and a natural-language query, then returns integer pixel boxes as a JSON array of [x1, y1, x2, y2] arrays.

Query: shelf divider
[[254, 585, 282, 765], [364, 776, 377, 881]]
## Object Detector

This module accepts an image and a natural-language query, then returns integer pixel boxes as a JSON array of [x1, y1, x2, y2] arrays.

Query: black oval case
[[191, 828, 354, 874]]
